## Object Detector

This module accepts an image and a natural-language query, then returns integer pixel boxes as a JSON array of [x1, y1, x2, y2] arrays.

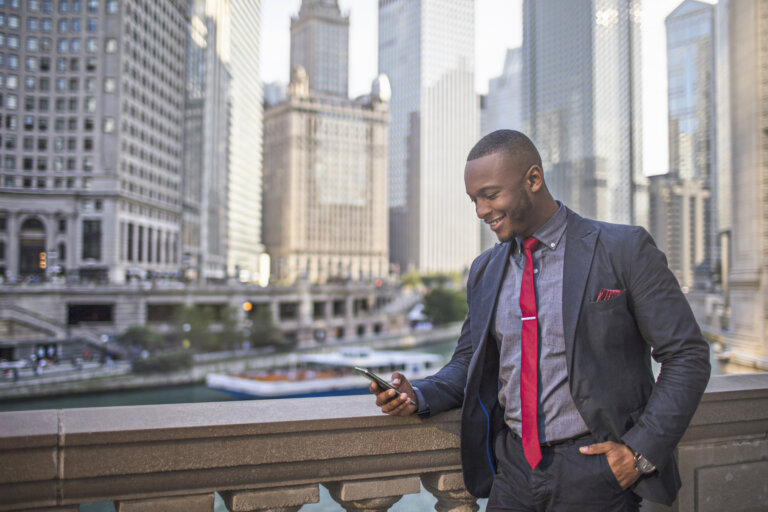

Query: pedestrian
[[370, 130, 710, 511]]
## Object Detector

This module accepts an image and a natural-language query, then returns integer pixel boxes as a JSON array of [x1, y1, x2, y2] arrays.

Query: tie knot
[[523, 237, 539, 252]]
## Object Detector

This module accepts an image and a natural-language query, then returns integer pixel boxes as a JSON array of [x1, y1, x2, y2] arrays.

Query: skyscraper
[[0, 0, 188, 283], [379, 0, 479, 273], [226, 0, 266, 283], [522, 0, 644, 225], [666, 0, 717, 273], [262, 0, 389, 285], [480, 47, 522, 251], [183, 0, 230, 282], [290, 0, 349, 97], [725, 0, 768, 370]]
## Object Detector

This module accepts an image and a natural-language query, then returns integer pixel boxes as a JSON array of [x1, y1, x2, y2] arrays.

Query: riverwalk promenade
[[0, 323, 462, 401]]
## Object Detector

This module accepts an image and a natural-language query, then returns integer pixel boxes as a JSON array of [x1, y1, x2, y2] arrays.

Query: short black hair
[[466, 130, 542, 169]]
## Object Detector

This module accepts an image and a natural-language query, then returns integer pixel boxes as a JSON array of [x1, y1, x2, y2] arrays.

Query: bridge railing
[[1, 373, 767, 512]]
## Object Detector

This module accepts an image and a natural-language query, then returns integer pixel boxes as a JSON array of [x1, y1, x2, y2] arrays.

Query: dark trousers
[[486, 428, 642, 512]]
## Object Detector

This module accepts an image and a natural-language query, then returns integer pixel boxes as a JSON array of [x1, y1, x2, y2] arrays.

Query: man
[[370, 130, 710, 511]]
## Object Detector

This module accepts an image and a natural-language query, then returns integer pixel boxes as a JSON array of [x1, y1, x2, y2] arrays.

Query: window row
[[0, 15, 99, 33], [0, 134, 94, 151], [3, 154, 95, 171], [0, 35, 100, 53], [1, 174, 91, 190], [122, 221, 178, 265], [3, 113, 97, 131]]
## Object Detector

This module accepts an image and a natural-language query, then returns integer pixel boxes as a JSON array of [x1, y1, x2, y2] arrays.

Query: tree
[[249, 306, 287, 349], [423, 287, 468, 325], [117, 325, 165, 352], [176, 305, 217, 352]]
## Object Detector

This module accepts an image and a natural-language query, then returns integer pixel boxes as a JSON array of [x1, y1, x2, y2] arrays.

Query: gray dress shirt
[[495, 203, 590, 443]]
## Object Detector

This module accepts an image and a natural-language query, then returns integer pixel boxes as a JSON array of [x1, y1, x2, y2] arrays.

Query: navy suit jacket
[[413, 209, 710, 505]]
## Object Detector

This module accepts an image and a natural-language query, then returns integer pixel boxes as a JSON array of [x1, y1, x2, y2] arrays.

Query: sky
[[260, 0, 716, 177]]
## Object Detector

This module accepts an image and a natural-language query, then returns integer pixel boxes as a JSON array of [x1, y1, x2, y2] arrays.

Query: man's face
[[464, 151, 535, 242]]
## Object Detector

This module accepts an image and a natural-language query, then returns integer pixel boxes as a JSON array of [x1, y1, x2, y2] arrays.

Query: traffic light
[[39, 251, 47, 270], [242, 301, 253, 312]]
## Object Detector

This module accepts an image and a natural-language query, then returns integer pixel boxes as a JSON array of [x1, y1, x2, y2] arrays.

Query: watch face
[[635, 456, 655, 474]]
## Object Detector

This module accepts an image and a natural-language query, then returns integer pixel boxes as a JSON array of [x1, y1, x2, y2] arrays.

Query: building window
[[103, 117, 114, 132], [105, 38, 117, 53], [58, 218, 66, 233], [82, 219, 101, 260]]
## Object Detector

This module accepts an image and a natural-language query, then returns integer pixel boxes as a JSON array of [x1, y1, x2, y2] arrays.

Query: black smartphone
[[354, 366, 395, 391]]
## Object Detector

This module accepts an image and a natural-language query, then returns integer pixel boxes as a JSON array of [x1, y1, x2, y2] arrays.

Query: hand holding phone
[[355, 367, 416, 408]]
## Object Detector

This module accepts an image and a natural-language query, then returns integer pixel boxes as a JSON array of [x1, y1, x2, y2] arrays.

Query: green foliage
[[249, 306, 287, 349], [217, 307, 242, 350], [131, 350, 193, 374], [423, 287, 468, 325], [176, 305, 217, 351], [400, 270, 423, 288], [117, 325, 165, 352]]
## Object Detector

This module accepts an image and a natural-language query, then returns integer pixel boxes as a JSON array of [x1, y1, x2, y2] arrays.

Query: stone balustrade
[[1, 373, 767, 512]]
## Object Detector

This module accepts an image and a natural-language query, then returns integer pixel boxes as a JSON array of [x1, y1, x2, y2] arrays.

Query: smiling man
[[370, 130, 710, 511]]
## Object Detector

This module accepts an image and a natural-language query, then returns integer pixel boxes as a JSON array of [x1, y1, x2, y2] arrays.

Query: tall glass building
[[226, 0, 266, 283], [522, 0, 644, 226], [665, 0, 717, 274], [379, 0, 479, 273], [481, 47, 522, 251]]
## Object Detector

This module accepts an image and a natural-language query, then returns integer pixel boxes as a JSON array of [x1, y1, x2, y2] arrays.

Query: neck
[[526, 197, 559, 238]]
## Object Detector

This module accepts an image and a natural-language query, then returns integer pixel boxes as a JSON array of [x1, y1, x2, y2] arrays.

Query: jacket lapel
[[466, 241, 512, 379], [562, 210, 598, 371]]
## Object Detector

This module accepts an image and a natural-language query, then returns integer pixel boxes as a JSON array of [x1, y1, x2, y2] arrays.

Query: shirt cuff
[[412, 385, 430, 417]]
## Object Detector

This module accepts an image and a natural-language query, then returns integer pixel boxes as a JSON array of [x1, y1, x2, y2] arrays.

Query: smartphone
[[354, 367, 416, 406], [354, 366, 395, 391]]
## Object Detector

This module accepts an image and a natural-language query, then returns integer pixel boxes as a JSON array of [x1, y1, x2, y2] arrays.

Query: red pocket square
[[596, 288, 621, 302]]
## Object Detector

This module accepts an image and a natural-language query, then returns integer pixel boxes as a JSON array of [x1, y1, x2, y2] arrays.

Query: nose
[[475, 198, 491, 219]]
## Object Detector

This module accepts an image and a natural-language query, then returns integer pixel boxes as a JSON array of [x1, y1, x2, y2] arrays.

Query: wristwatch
[[632, 450, 657, 474]]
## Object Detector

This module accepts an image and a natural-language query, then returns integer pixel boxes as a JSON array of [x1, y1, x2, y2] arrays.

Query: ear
[[526, 165, 545, 193]]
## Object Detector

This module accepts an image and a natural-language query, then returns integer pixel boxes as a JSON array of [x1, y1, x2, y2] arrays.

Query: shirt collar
[[514, 201, 567, 253]]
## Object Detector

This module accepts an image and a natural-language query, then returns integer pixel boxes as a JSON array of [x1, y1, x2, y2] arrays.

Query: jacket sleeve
[[410, 252, 487, 416], [620, 227, 710, 470]]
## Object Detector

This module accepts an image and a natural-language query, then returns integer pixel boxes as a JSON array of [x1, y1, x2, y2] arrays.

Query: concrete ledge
[[1, 374, 768, 511]]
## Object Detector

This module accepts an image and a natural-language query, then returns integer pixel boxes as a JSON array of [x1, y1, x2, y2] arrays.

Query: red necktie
[[520, 237, 542, 469]]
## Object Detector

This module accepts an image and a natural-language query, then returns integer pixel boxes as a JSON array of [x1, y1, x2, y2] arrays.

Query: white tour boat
[[205, 347, 443, 399]]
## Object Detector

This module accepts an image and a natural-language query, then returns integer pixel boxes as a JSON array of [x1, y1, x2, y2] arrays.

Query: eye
[[487, 192, 499, 200]]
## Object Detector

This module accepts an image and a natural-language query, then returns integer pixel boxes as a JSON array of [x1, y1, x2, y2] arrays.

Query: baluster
[[325, 476, 420, 512], [219, 484, 319, 512], [115, 493, 214, 511], [422, 471, 479, 512]]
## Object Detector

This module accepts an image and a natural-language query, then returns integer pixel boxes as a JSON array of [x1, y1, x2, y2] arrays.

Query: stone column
[[115, 493, 214, 512], [422, 471, 479, 512], [326, 476, 420, 512], [219, 484, 319, 512]]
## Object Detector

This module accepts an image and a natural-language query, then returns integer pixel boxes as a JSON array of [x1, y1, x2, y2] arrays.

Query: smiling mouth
[[487, 215, 506, 227]]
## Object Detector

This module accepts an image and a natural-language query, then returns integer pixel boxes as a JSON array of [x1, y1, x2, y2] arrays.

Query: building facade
[[225, 0, 266, 284], [290, 0, 349, 98], [648, 173, 711, 290], [725, 0, 768, 370], [480, 47, 522, 251], [665, 0, 717, 281], [0, 0, 187, 284], [262, 70, 389, 285], [522, 0, 644, 226], [183, 0, 230, 282], [378, 0, 480, 273]]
